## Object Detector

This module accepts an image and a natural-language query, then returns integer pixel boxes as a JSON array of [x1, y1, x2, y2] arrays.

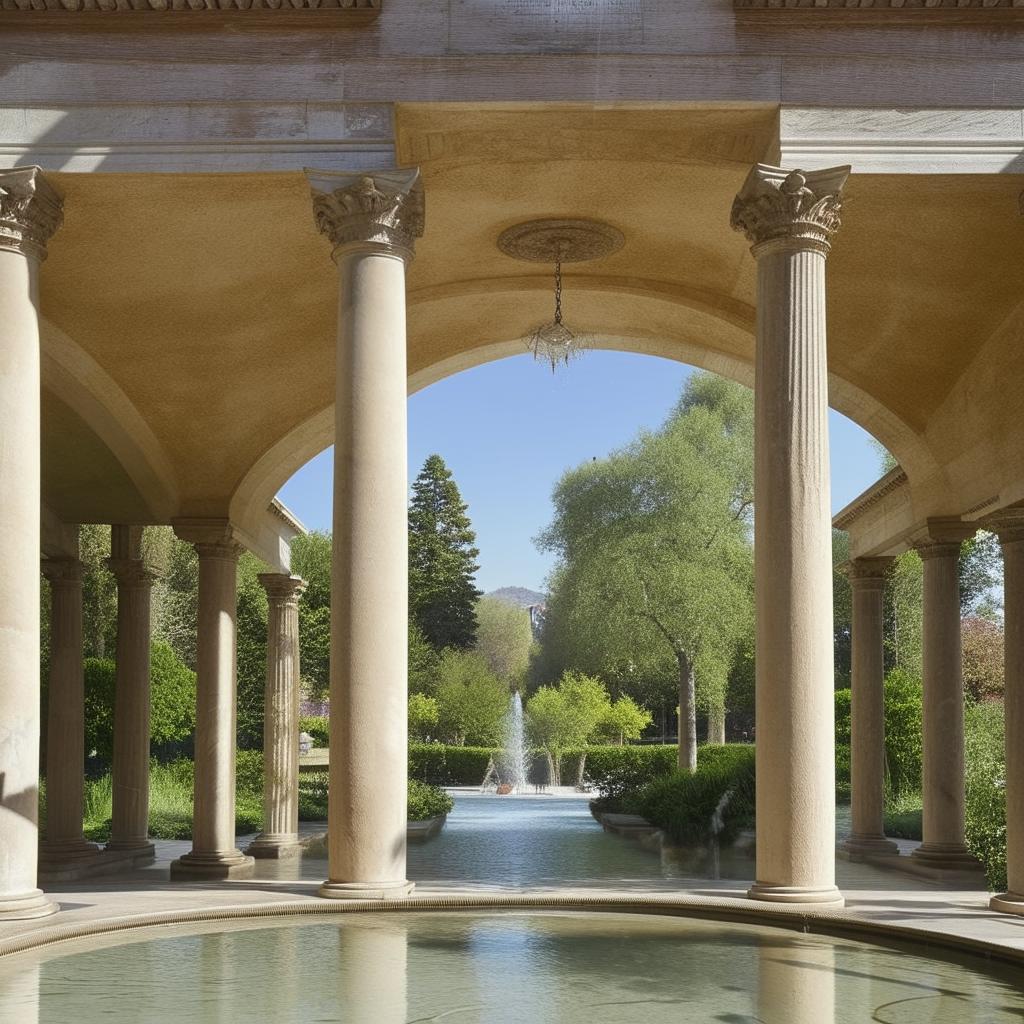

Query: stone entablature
[[0, 0, 377, 13], [736, 0, 1022, 10]]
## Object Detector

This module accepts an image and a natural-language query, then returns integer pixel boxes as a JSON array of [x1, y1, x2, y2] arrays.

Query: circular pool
[[0, 911, 1020, 1023]]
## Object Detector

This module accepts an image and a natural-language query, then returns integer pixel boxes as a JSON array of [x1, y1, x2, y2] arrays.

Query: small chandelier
[[527, 255, 583, 372], [497, 217, 625, 372]]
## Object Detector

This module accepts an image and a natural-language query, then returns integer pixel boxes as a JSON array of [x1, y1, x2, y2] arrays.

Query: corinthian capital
[[0, 167, 63, 262], [730, 164, 849, 255], [307, 168, 424, 260]]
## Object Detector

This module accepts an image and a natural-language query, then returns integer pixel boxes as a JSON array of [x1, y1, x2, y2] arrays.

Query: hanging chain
[[553, 258, 563, 326]]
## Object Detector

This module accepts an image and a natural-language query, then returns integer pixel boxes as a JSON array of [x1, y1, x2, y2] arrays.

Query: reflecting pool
[[1, 911, 1021, 1023]]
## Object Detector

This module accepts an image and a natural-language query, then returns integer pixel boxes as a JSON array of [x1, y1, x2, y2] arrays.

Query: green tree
[[475, 596, 534, 685], [435, 650, 508, 745], [537, 373, 754, 771], [409, 622, 441, 695], [291, 531, 333, 699], [152, 533, 199, 669], [832, 528, 852, 689], [408, 692, 440, 741], [409, 454, 481, 651], [961, 614, 1004, 703], [235, 552, 270, 748], [526, 670, 610, 783], [594, 695, 652, 745]]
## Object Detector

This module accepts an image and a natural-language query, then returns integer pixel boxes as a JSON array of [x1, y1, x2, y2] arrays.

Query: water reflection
[[0, 911, 1022, 1022]]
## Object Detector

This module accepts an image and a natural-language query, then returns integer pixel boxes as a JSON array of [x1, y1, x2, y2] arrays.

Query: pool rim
[[1, 892, 1023, 975]]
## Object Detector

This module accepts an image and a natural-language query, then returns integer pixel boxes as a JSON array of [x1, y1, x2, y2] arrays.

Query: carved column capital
[[0, 167, 63, 262], [912, 516, 975, 560], [730, 164, 849, 256], [258, 573, 307, 607], [172, 517, 245, 562], [41, 556, 83, 588], [106, 558, 157, 589], [984, 506, 1024, 546], [307, 169, 424, 261], [842, 557, 894, 589]]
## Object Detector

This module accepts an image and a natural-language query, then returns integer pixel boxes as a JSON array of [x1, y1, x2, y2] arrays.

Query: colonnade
[[1, 161, 1022, 918]]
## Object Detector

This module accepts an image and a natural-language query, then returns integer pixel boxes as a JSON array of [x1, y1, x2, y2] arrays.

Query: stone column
[[39, 555, 99, 865], [911, 519, 981, 872], [247, 573, 306, 859], [170, 519, 254, 880], [842, 557, 899, 858], [989, 509, 1024, 912], [0, 167, 62, 920], [106, 526, 156, 856], [731, 164, 848, 907], [308, 170, 424, 899]]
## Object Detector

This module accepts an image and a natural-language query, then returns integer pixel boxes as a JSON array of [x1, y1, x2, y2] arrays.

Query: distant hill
[[486, 586, 546, 609]]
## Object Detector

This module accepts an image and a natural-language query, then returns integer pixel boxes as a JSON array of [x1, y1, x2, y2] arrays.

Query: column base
[[990, 891, 1024, 915], [39, 837, 102, 863], [910, 842, 984, 873], [841, 834, 900, 859], [747, 882, 845, 908], [169, 849, 256, 881], [319, 879, 415, 901], [0, 889, 59, 921], [246, 835, 303, 859]]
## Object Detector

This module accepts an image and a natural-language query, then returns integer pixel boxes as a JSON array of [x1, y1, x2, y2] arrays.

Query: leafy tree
[[961, 614, 1004, 703], [152, 533, 199, 669], [80, 524, 117, 659], [537, 373, 754, 771], [959, 532, 1001, 615], [409, 622, 441, 695], [435, 650, 508, 745], [475, 596, 534, 685], [291, 531, 333, 699], [409, 454, 481, 651], [832, 529, 852, 689], [291, 531, 332, 610], [594, 695, 652, 746], [408, 692, 440, 741], [235, 552, 270, 748], [526, 670, 610, 783]]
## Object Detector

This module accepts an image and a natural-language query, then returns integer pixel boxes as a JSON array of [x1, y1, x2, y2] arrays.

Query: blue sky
[[277, 352, 884, 594]]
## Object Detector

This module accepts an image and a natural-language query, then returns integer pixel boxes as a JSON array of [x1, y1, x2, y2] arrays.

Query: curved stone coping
[[2, 891, 1023, 969]]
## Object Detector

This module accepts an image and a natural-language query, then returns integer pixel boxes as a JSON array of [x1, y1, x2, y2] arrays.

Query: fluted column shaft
[[308, 169, 423, 899], [989, 511, 1024, 912], [912, 527, 980, 871], [0, 167, 61, 920], [248, 573, 306, 858], [170, 521, 254, 880], [843, 558, 898, 857], [107, 527, 155, 853], [732, 164, 848, 907], [40, 557, 98, 861]]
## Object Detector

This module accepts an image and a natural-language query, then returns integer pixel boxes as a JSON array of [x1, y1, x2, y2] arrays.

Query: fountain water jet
[[481, 692, 530, 794]]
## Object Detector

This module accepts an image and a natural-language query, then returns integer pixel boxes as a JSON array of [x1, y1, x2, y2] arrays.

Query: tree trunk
[[707, 704, 726, 745], [660, 703, 667, 744], [546, 751, 558, 788], [575, 751, 588, 790], [677, 653, 697, 771]]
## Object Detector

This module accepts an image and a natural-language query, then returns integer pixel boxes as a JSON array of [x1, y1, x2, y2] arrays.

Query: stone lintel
[[307, 167, 424, 261], [983, 505, 1024, 545], [0, 0, 379, 16], [730, 163, 849, 254]]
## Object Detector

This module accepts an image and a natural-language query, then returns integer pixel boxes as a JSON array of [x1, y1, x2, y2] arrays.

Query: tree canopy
[[474, 596, 534, 686], [536, 372, 755, 770], [409, 454, 482, 652]]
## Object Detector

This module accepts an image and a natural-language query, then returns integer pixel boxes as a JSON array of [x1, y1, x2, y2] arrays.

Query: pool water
[[1, 911, 1021, 1023]]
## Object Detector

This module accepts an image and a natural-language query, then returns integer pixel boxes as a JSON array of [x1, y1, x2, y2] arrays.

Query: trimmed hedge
[[409, 744, 496, 785], [584, 745, 679, 803], [633, 744, 756, 845]]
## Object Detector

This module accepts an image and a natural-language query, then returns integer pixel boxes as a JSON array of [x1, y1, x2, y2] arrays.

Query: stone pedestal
[[842, 558, 899, 858], [308, 170, 423, 900], [247, 573, 306, 860], [39, 555, 100, 868], [170, 520, 254, 881], [731, 164, 848, 908], [106, 526, 156, 859], [988, 509, 1024, 913], [911, 521, 983, 873], [0, 167, 62, 920]]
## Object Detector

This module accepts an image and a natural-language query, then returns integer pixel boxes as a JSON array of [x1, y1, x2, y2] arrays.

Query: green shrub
[[299, 715, 330, 747], [234, 749, 264, 796], [584, 745, 678, 803], [408, 744, 495, 785], [299, 770, 329, 820], [635, 744, 756, 845], [965, 700, 1006, 891], [835, 743, 851, 803], [407, 779, 454, 821]]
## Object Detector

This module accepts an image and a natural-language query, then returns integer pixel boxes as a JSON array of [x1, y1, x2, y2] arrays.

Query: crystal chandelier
[[527, 255, 584, 372], [496, 218, 625, 372]]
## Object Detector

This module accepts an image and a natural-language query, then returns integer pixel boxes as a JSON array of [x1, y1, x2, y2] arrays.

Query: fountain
[[481, 692, 530, 795], [708, 788, 733, 880]]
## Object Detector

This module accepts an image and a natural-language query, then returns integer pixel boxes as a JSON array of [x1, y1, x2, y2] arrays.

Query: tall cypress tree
[[409, 454, 482, 651]]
